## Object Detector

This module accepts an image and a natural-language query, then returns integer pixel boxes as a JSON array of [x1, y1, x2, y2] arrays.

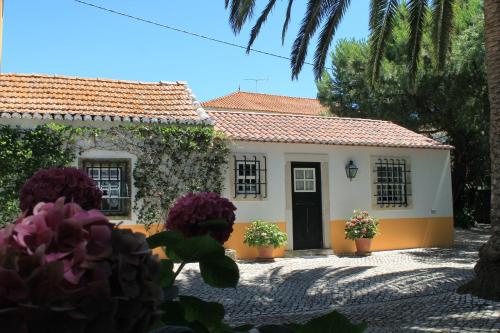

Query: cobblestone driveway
[[178, 228, 500, 332]]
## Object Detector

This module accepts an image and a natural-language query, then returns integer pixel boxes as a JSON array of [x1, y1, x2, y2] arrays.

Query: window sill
[[233, 196, 267, 202]]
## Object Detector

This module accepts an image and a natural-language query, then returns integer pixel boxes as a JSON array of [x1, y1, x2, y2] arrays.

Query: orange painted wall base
[[120, 218, 452, 259], [118, 222, 287, 260], [329, 217, 454, 254], [224, 222, 287, 260]]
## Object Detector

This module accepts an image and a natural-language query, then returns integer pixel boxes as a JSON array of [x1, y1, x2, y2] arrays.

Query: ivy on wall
[[0, 124, 230, 229], [0, 124, 76, 226]]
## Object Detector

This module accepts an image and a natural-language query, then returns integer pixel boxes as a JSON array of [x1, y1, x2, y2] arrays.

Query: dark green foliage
[[0, 124, 76, 226], [317, 0, 488, 227], [147, 231, 365, 332], [0, 124, 229, 229]]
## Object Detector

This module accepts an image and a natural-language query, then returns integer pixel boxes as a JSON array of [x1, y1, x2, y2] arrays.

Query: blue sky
[[2, 0, 369, 101]]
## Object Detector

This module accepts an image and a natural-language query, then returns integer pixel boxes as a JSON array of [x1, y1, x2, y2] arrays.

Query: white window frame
[[236, 160, 259, 195], [371, 156, 412, 209], [294, 168, 316, 192]]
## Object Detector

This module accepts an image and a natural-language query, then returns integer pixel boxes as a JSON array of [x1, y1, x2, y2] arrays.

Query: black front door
[[291, 162, 323, 250]]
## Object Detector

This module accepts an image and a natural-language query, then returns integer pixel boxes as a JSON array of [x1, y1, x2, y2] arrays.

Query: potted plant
[[244, 220, 287, 260], [345, 210, 380, 256]]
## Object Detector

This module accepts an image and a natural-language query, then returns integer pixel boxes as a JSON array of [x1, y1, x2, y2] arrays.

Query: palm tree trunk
[[458, 0, 500, 301]]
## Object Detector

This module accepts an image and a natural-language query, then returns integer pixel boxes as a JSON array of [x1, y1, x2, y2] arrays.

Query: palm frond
[[290, 0, 326, 79], [247, 0, 278, 52], [407, 0, 428, 82], [282, 0, 294, 45], [229, 0, 256, 34], [367, 0, 399, 84], [313, 0, 352, 79], [431, 0, 454, 70]]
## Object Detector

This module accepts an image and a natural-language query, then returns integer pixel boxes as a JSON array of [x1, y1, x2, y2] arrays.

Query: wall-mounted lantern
[[345, 160, 358, 181]]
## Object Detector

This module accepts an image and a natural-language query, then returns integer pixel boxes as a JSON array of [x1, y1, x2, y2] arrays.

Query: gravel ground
[[177, 227, 500, 332]]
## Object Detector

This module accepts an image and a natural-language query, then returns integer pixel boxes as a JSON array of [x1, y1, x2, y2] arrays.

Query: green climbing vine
[[0, 124, 77, 226], [0, 123, 229, 229]]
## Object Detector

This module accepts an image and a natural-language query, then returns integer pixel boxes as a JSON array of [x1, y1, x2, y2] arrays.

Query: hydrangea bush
[[345, 210, 380, 240], [166, 192, 236, 243], [19, 167, 102, 214], [0, 198, 162, 333], [243, 220, 288, 248]]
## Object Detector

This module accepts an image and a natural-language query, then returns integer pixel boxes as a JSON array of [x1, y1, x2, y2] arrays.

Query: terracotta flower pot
[[257, 246, 274, 259], [355, 238, 372, 256]]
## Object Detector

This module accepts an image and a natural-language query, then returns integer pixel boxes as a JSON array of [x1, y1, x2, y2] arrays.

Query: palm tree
[[226, 0, 500, 300]]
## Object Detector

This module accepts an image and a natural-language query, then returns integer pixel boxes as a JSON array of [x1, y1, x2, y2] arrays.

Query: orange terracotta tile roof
[[0, 74, 207, 123], [202, 91, 327, 116], [208, 111, 452, 149]]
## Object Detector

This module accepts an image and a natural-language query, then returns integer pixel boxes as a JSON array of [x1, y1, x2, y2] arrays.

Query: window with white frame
[[82, 159, 131, 216], [373, 157, 411, 207], [294, 168, 316, 192], [233, 155, 267, 198]]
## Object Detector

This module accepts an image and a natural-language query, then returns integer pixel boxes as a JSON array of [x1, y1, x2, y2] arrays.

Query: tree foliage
[[317, 0, 489, 227], [225, 0, 454, 80]]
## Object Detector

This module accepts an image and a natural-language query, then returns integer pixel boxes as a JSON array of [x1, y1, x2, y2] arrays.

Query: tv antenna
[[244, 78, 268, 93]]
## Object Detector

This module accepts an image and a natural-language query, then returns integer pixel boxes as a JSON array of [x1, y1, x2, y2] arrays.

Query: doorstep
[[284, 249, 334, 258]]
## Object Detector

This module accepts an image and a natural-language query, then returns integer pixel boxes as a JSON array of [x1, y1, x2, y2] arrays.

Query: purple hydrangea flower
[[19, 167, 102, 214], [166, 192, 236, 243]]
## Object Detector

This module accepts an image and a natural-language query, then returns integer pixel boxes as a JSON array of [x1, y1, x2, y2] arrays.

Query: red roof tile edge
[[208, 110, 453, 150], [0, 73, 211, 124]]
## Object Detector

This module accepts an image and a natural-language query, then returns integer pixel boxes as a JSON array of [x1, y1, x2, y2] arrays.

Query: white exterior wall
[[223, 141, 453, 249]]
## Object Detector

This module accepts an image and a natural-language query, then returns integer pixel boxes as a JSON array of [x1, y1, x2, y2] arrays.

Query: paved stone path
[[178, 227, 500, 332]]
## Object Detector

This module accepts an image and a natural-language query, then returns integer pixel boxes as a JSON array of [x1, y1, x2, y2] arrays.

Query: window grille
[[373, 158, 411, 207], [233, 155, 267, 198], [82, 159, 131, 216]]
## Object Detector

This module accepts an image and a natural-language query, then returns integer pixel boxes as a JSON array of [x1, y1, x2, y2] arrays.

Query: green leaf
[[163, 286, 179, 301], [232, 324, 255, 332], [172, 235, 225, 263], [147, 230, 183, 250], [199, 255, 239, 288], [148, 325, 197, 333], [258, 325, 297, 333], [295, 311, 367, 333], [160, 260, 175, 288], [179, 296, 225, 331], [159, 300, 186, 324], [197, 218, 229, 230]]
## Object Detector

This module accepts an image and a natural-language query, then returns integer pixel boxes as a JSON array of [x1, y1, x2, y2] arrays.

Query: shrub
[[19, 167, 102, 214], [165, 192, 236, 243], [345, 210, 380, 240], [243, 220, 288, 248], [0, 198, 162, 333]]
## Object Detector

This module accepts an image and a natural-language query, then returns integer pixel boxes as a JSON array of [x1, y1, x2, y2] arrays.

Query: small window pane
[[235, 160, 261, 195], [295, 180, 304, 191], [374, 158, 409, 207], [84, 160, 130, 216], [305, 170, 314, 179], [305, 180, 315, 191], [295, 170, 304, 179]]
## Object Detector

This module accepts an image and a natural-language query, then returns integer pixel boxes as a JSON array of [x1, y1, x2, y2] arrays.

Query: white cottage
[[0, 75, 454, 260], [203, 92, 454, 259]]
